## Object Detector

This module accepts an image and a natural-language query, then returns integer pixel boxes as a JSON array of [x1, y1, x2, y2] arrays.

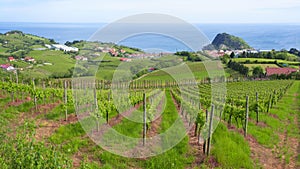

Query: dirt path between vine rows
[[276, 90, 299, 169], [72, 102, 143, 168], [0, 93, 6, 99], [121, 96, 166, 158], [108, 102, 143, 126], [244, 84, 300, 169], [246, 134, 280, 169], [6, 97, 31, 107], [170, 91, 207, 168], [34, 114, 78, 141], [7, 101, 62, 140], [146, 96, 165, 138]]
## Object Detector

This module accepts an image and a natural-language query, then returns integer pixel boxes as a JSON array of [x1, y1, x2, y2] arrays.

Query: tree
[[266, 52, 274, 59], [230, 52, 235, 58], [48, 39, 57, 44], [252, 66, 264, 78], [221, 54, 230, 64], [289, 48, 300, 56], [227, 60, 249, 76], [240, 51, 246, 58]]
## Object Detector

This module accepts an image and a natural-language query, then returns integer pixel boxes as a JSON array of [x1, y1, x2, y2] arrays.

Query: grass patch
[[59, 138, 89, 155], [112, 110, 143, 138], [45, 104, 74, 120], [49, 122, 85, 144], [140, 62, 228, 81], [244, 63, 279, 73], [211, 123, 254, 169], [248, 122, 279, 148], [233, 58, 299, 65], [29, 50, 75, 75]]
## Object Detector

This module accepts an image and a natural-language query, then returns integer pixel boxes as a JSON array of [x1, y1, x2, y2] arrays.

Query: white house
[[75, 55, 88, 61], [51, 44, 79, 52], [6, 66, 15, 71], [259, 49, 272, 53], [247, 50, 259, 54], [45, 44, 54, 49], [1, 65, 16, 71]]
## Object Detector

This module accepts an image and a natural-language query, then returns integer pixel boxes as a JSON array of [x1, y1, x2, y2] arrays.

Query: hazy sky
[[1, 0, 300, 23]]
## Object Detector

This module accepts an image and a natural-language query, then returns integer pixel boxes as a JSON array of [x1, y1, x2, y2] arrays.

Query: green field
[[139, 62, 230, 81], [27, 50, 75, 77], [95, 55, 122, 80], [233, 58, 300, 65], [244, 64, 279, 74], [0, 45, 8, 55]]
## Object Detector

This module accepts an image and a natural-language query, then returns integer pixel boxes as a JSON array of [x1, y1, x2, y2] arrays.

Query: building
[[148, 67, 156, 72], [50, 44, 79, 52], [119, 58, 132, 62], [266, 67, 299, 76], [45, 44, 52, 49], [109, 48, 119, 56], [8, 56, 15, 62], [24, 57, 35, 62], [0, 64, 15, 71], [259, 49, 272, 53], [120, 49, 126, 54], [247, 50, 259, 54], [75, 56, 88, 61]]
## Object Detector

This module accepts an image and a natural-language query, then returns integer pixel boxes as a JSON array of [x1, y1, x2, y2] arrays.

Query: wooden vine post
[[194, 121, 198, 137], [143, 92, 147, 146], [64, 81, 68, 121], [32, 78, 38, 112], [15, 70, 18, 84], [43, 81, 46, 104], [267, 93, 272, 113], [271, 90, 276, 108], [9, 74, 14, 102], [244, 96, 249, 137], [21, 80, 24, 101], [256, 92, 259, 123], [93, 88, 98, 111], [94, 88, 100, 132], [107, 92, 110, 124], [203, 109, 209, 153], [206, 105, 214, 156]]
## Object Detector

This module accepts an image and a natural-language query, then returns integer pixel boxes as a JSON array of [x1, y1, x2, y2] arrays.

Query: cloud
[[0, 0, 300, 23]]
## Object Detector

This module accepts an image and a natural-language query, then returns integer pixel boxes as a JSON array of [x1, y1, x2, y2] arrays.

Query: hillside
[[0, 31, 145, 80], [0, 30, 55, 57], [211, 33, 251, 50]]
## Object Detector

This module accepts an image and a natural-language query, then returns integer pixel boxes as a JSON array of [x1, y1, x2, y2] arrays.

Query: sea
[[0, 22, 299, 52]]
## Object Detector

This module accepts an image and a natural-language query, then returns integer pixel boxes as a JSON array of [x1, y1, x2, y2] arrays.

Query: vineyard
[[0, 79, 299, 169]]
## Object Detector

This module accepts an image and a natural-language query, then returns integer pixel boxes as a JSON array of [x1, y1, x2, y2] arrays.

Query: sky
[[0, 0, 300, 23]]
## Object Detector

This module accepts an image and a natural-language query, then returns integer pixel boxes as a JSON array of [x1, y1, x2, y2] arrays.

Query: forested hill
[[211, 33, 251, 50]]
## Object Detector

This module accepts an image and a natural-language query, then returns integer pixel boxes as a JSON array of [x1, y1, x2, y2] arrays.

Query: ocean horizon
[[1, 22, 299, 52]]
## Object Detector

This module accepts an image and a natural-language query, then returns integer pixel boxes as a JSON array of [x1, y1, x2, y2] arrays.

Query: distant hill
[[210, 33, 251, 50], [0, 30, 56, 57]]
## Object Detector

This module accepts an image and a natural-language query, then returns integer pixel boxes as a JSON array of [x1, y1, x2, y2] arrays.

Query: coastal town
[[2, 43, 299, 78]]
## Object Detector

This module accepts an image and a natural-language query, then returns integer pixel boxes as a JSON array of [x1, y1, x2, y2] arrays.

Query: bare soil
[[170, 91, 206, 168], [147, 96, 165, 138], [108, 102, 142, 126], [34, 114, 78, 141], [246, 134, 281, 169]]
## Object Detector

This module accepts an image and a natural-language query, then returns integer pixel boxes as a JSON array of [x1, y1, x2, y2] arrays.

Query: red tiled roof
[[8, 57, 14, 61], [120, 58, 130, 61], [266, 67, 298, 76], [1, 64, 10, 69]]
